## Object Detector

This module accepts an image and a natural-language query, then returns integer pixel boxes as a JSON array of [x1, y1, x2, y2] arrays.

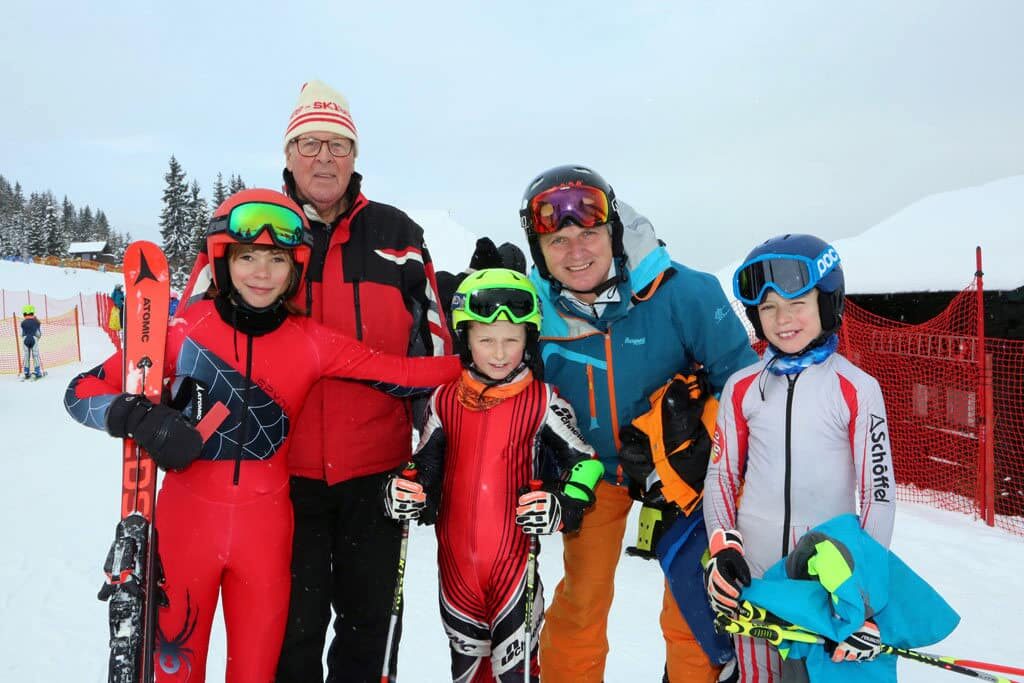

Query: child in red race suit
[[382, 268, 604, 683], [64, 189, 461, 683]]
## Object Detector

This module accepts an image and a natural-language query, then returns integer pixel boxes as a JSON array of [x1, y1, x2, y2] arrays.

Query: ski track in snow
[[2, 326, 1023, 681]]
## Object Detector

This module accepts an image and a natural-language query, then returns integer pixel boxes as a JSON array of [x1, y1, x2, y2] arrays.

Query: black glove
[[468, 237, 502, 271], [496, 242, 527, 274], [106, 394, 203, 471], [618, 424, 655, 501]]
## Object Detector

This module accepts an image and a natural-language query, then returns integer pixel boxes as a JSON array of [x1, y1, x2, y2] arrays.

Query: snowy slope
[[406, 209, 479, 277], [1, 262, 1023, 681], [715, 174, 1024, 296], [0, 259, 123, 298]]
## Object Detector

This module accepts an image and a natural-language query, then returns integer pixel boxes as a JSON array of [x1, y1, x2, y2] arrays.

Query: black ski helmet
[[735, 233, 845, 342], [519, 164, 625, 284]]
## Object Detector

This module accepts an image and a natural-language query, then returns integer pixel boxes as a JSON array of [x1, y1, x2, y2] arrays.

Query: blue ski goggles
[[733, 246, 841, 305]]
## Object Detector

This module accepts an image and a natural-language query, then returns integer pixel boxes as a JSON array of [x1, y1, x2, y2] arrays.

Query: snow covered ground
[[2, 261, 1023, 681]]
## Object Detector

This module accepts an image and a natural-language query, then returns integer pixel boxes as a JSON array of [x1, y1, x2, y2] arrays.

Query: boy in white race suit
[[703, 234, 896, 682]]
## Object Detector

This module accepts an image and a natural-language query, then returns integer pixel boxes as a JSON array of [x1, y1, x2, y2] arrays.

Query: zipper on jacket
[[233, 334, 255, 486], [782, 373, 799, 555], [585, 364, 598, 431], [470, 409, 489, 564], [601, 330, 626, 485], [352, 278, 363, 341]]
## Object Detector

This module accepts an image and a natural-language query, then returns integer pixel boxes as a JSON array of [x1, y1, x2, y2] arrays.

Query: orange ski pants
[[539, 483, 719, 683]]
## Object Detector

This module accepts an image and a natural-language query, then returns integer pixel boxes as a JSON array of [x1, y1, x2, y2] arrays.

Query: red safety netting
[[731, 277, 1024, 536], [1, 308, 81, 375]]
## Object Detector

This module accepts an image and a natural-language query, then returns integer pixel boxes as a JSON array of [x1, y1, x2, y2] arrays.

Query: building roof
[[67, 241, 109, 254]]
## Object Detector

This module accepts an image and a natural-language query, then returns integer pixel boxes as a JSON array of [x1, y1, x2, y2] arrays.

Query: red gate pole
[[13, 314, 22, 371], [975, 246, 994, 526], [983, 352, 995, 525], [74, 306, 81, 362]]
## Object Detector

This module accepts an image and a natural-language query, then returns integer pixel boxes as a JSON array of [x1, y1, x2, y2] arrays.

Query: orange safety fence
[[32, 256, 122, 273], [1, 289, 111, 328], [730, 251, 1024, 536], [1, 308, 81, 375]]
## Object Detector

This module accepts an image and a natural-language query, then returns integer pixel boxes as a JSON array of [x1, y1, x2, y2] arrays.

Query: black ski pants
[[276, 473, 404, 683]]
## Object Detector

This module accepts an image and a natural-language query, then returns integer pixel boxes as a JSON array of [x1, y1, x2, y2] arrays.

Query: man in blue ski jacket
[[519, 164, 757, 683]]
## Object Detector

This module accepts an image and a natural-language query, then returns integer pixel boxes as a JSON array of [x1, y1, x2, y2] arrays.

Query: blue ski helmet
[[734, 233, 845, 341]]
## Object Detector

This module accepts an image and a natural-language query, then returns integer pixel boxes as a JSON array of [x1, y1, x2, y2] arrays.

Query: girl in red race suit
[[382, 268, 604, 683], [64, 189, 460, 683]]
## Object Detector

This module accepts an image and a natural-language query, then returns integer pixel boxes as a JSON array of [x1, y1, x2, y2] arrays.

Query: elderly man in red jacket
[[275, 80, 451, 682]]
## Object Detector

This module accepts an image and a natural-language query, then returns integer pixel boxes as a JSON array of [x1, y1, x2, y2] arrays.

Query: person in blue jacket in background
[[520, 164, 758, 683], [21, 304, 44, 379]]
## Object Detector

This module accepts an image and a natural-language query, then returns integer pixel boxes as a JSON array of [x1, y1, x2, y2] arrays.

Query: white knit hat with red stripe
[[283, 80, 359, 156]]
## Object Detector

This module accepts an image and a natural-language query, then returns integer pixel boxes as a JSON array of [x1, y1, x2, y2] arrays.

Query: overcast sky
[[2, 0, 1022, 271]]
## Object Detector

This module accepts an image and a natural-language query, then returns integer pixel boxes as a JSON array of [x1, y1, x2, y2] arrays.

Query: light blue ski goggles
[[733, 246, 841, 306]]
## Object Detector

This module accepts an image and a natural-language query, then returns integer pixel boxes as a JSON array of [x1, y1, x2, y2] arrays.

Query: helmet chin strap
[[228, 289, 285, 315], [556, 259, 624, 298], [561, 275, 619, 298], [469, 361, 527, 387], [775, 330, 833, 358]]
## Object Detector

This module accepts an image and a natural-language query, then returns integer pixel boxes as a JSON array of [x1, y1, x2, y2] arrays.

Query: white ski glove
[[831, 618, 882, 662], [515, 490, 563, 535], [383, 476, 426, 521]]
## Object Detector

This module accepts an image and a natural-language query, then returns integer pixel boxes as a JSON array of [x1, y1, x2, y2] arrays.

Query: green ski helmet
[[450, 268, 544, 375], [451, 268, 542, 330], [22, 304, 35, 316]]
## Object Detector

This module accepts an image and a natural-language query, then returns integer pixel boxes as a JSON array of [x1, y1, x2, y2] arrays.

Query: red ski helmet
[[206, 188, 313, 303]]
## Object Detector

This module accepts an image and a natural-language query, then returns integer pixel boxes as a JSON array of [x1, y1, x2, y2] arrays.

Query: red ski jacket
[[286, 192, 451, 483], [175, 174, 453, 485], [64, 299, 460, 499]]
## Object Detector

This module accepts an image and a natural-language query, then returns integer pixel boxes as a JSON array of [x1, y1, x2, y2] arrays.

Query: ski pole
[[522, 478, 542, 683], [718, 606, 1021, 683], [381, 463, 417, 683], [881, 645, 1023, 683], [906, 651, 1024, 678]]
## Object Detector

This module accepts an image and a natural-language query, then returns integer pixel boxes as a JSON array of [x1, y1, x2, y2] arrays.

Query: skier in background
[[703, 234, 896, 681], [382, 268, 603, 682], [20, 304, 43, 379], [109, 283, 125, 331]]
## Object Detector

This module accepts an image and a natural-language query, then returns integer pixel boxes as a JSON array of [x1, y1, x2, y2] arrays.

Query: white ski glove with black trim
[[515, 490, 563, 535], [382, 476, 427, 521], [830, 618, 882, 662]]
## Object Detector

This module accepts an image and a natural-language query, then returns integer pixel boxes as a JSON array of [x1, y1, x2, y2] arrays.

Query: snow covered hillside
[[715, 174, 1024, 296], [1, 261, 1022, 682], [407, 209, 480, 276], [0, 258, 122, 298]]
